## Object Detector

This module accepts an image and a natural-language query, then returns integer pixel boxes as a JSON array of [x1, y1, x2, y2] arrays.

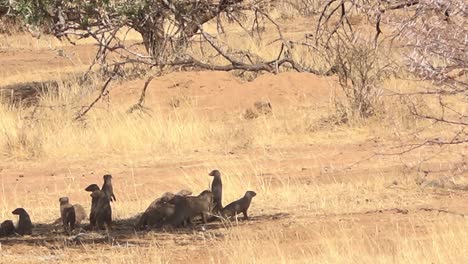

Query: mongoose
[[136, 190, 192, 230], [101, 174, 116, 202], [52, 204, 87, 226], [142, 202, 176, 229], [208, 170, 223, 213], [59, 197, 76, 234], [0, 220, 15, 237], [11, 208, 32, 235], [91, 190, 112, 230], [166, 190, 213, 228], [73, 204, 86, 224], [222, 191, 256, 220], [85, 184, 100, 228]]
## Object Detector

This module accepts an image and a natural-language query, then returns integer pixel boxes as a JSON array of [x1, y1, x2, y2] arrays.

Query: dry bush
[[275, 0, 321, 18], [326, 38, 392, 120]]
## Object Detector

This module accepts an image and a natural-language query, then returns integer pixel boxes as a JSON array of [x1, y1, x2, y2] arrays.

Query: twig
[[74, 65, 120, 121], [127, 76, 155, 114]]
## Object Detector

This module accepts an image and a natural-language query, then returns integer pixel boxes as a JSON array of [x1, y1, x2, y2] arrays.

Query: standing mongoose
[[221, 191, 257, 220], [165, 190, 213, 228], [0, 220, 15, 237], [85, 184, 100, 228], [91, 190, 112, 230], [208, 170, 223, 214], [59, 197, 76, 234], [101, 174, 116, 202], [11, 208, 32, 235]]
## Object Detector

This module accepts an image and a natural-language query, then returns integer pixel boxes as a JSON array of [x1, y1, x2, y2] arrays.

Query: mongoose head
[[85, 184, 100, 192], [12, 208, 28, 215], [59, 197, 69, 205], [103, 174, 113, 181], [208, 170, 221, 178], [245, 191, 257, 198]]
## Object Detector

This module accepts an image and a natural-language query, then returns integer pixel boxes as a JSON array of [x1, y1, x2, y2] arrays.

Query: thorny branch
[[74, 65, 120, 121], [6, 0, 324, 119]]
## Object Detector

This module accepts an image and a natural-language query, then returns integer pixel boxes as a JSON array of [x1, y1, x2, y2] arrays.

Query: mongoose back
[[11, 208, 32, 235], [136, 190, 192, 230], [101, 174, 116, 202], [85, 184, 100, 228], [91, 190, 112, 230], [143, 202, 176, 229], [52, 203, 86, 225], [166, 190, 213, 228], [73, 204, 86, 224], [147, 189, 192, 209], [59, 197, 76, 234], [0, 220, 15, 237], [209, 170, 223, 213], [222, 191, 257, 220]]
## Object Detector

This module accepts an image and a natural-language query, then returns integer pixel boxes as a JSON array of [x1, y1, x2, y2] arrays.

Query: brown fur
[[11, 208, 32, 235], [52, 204, 87, 225], [73, 204, 87, 224], [209, 170, 223, 213], [136, 190, 192, 230], [165, 190, 213, 228], [59, 197, 76, 234], [101, 174, 116, 202], [221, 191, 256, 220], [91, 190, 112, 230], [85, 184, 100, 228], [0, 220, 15, 237]]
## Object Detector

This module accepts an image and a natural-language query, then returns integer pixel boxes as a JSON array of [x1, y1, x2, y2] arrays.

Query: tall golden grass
[[1, 4, 467, 263]]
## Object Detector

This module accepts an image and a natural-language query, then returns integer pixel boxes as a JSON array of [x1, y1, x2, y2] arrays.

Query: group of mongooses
[[136, 170, 257, 230], [1, 170, 257, 237], [208, 170, 257, 220], [0, 208, 32, 237], [83, 174, 115, 231], [56, 174, 115, 234]]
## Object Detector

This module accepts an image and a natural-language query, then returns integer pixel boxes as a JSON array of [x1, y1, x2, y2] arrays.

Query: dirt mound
[[110, 71, 334, 116]]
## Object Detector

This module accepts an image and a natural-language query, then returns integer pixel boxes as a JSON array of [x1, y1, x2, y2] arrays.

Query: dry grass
[[0, 6, 467, 264]]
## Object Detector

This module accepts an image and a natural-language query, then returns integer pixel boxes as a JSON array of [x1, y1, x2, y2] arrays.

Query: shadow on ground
[[0, 212, 289, 248]]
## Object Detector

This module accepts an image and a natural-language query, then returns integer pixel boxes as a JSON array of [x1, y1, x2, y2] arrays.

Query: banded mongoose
[[222, 191, 256, 220], [165, 190, 213, 228], [101, 174, 116, 202], [85, 184, 101, 228], [11, 208, 32, 235], [73, 204, 86, 224], [136, 189, 192, 230], [208, 170, 223, 214], [91, 190, 112, 230], [0, 220, 15, 237], [59, 197, 76, 234]]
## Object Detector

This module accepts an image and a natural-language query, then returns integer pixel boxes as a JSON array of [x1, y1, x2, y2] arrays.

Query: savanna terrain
[[0, 1, 467, 263]]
